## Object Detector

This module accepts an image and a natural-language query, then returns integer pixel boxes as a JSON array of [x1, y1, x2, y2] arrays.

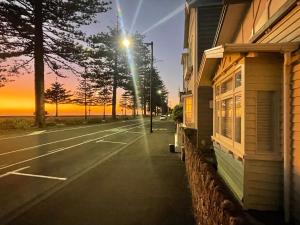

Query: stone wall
[[184, 132, 251, 225]]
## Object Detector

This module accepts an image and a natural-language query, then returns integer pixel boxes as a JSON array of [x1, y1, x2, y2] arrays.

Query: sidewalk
[[8, 121, 195, 225]]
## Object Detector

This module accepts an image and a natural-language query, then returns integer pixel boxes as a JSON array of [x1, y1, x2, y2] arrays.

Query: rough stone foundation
[[184, 130, 251, 225]]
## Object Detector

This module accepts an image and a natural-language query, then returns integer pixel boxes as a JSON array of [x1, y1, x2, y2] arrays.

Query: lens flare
[[116, 0, 149, 141], [130, 0, 144, 34]]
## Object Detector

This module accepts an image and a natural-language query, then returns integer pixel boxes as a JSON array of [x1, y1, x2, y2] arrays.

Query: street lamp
[[122, 38, 131, 48], [121, 37, 154, 133]]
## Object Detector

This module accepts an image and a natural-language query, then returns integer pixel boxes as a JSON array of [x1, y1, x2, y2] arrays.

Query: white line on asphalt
[[96, 140, 127, 145], [0, 123, 143, 156], [0, 134, 145, 225], [0, 166, 30, 178], [27, 131, 46, 136], [0, 124, 145, 171], [10, 172, 67, 181], [0, 119, 142, 141], [126, 131, 144, 134]]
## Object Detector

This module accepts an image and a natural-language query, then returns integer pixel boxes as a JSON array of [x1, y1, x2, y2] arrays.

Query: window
[[221, 98, 233, 139], [185, 96, 192, 125], [214, 68, 242, 147], [235, 71, 242, 88], [221, 78, 233, 94], [216, 101, 220, 134], [235, 95, 241, 143]]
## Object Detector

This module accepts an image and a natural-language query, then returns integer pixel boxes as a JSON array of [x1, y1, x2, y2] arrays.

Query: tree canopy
[[0, 0, 111, 126]]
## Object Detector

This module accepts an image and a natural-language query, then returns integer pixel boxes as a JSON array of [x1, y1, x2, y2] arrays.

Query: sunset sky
[[0, 0, 184, 116]]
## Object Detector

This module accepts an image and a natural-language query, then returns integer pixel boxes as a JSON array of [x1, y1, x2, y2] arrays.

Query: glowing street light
[[122, 38, 131, 48], [157, 90, 162, 95]]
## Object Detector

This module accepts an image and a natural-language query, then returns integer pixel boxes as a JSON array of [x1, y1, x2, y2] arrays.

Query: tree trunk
[[34, 1, 45, 127], [143, 80, 146, 116], [55, 101, 58, 117], [84, 78, 87, 120], [103, 104, 106, 120], [112, 75, 117, 119]]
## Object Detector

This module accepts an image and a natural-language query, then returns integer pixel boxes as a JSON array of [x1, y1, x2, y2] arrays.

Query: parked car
[[160, 115, 167, 120]]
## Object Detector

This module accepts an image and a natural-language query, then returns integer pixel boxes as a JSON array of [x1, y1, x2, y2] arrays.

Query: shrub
[[172, 104, 183, 123], [0, 119, 33, 130]]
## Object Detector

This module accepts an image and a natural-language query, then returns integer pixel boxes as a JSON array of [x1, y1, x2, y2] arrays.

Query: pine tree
[[0, 0, 111, 127], [97, 87, 112, 120], [119, 93, 130, 116], [88, 27, 128, 120], [44, 81, 72, 117], [73, 77, 96, 120]]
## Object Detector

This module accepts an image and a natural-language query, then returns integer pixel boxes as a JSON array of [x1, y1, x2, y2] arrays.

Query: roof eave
[[197, 42, 300, 86]]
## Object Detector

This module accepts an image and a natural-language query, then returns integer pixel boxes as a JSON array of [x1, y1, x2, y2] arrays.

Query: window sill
[[212, 135, 244, 160]]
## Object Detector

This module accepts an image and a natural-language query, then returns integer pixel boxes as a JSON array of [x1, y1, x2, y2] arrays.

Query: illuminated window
[[214, 69, 242, 145], [235, 95, 241, 143], [185, 96, 192, 124], [215, 101, 220, 134], [221, 98, 233, 139]]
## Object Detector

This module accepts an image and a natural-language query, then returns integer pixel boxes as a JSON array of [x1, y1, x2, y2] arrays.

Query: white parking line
[[0, 123, 143, 156], [0, 124, 145, 171], [0, 166, 30, 178], [96, 140, 127, 145], [10, 172, 67, 181]]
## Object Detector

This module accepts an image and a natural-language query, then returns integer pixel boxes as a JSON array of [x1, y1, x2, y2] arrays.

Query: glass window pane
[[185, 97, 193, 124], [235, 96, 241, 143], [221, 98, 233, 139], [235, 71, 242, 88], [221, 79, 233, 94], [216, 101, 220, 134]]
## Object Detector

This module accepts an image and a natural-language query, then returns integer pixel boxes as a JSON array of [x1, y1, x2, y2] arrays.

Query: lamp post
[[145, 42, 154, 133], [121, 38, 154, 133]]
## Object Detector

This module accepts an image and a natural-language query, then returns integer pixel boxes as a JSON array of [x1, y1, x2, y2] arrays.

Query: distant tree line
[[0, 0, 168, 127]]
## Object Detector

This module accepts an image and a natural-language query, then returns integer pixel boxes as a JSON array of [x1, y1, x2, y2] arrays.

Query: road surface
[[0, 119, 194, 225]]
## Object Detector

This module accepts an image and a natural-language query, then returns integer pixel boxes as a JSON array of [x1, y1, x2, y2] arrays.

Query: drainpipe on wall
[[283, 52, 292, 223]]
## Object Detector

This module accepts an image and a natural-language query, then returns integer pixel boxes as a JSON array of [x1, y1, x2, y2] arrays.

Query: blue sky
[[86, 0, 185, 106]]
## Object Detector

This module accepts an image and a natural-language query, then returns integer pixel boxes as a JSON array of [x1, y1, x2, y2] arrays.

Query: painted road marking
[[96, 140, 127, 145], [0, 134, 145, 224], [0, 119, 142, 141], [10, 172, 67, 181], [0, 166, 30, 178], [153, 128, 168, 131], [0, 123, 143, 156], [126, 131, 144, 134], [0, 124, 145, 171], [27, 131, 46, 136]]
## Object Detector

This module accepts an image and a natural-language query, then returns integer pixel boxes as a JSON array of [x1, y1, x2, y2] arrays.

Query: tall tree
[[88, 27, 128, 120], [131, 33, 151, 116], [0, 0, 111, 127], [73, 77, 96, 120], [119, 93, 130, 116], [44, 81, 72, 117], [97, 87, 112, 120]]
